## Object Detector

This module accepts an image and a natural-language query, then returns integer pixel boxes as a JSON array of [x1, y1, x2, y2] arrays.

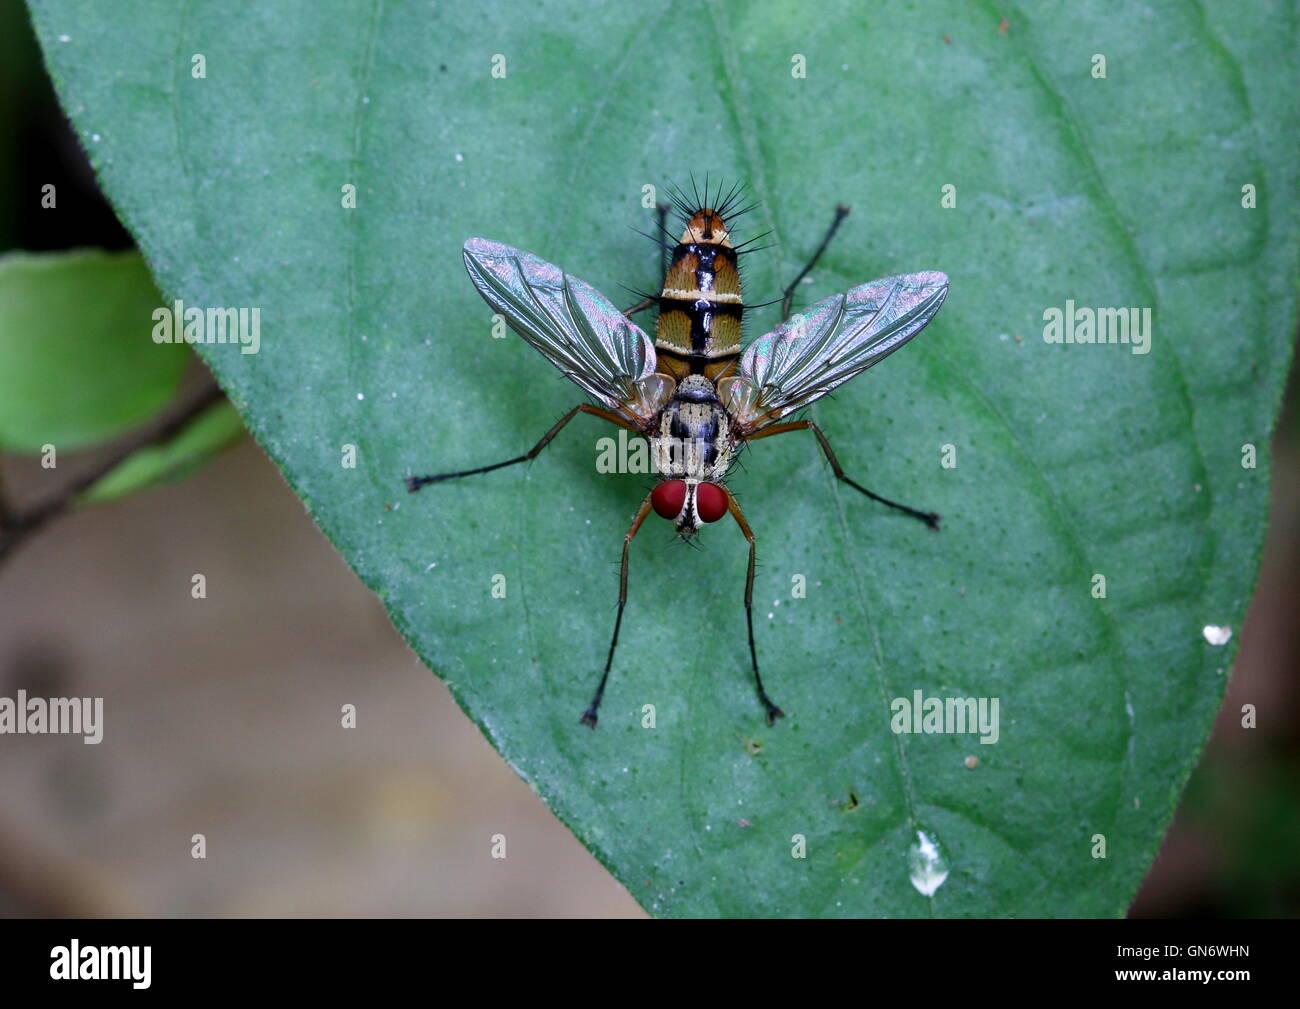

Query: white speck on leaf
[[1202, 624, 1232, 646]]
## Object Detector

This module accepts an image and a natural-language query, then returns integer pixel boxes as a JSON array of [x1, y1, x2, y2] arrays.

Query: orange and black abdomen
[[655, 208, 742, 382]]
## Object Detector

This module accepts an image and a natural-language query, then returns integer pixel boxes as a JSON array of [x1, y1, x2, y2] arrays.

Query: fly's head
[[651, 478, 728, 538]]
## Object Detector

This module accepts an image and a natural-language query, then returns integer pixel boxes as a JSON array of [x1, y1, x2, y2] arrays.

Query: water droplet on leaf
[[908, 830, 949, 897]]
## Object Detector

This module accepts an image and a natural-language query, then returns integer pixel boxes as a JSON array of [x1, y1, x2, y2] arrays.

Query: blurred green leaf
[[79, 398, 243, 503], [28, 0, 1298, 916], [0, 249, 187, 452]]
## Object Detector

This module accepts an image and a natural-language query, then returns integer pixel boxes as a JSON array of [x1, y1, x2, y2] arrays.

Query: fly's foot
[[580, 707, 599, 729], [763, 700, 785, 726]]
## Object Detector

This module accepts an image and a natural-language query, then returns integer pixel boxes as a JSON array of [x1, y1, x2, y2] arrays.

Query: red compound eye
[[695, 482, 728, 523], [651, 480, 687, 520]]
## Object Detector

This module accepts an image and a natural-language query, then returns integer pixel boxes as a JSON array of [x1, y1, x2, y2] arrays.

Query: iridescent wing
[[718, 271, 949, 431], [462, 238, 673, 423]]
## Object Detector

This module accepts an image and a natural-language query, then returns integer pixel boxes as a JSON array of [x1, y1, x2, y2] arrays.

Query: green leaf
[[0, 249, 188, 452], [29, 0, 1297, 916], [79, 398, 244, 504]]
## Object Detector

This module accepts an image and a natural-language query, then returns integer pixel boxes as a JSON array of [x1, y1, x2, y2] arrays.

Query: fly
[[407, 181, 949, 727]]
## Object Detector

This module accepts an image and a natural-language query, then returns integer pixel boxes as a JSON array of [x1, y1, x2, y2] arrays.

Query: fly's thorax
[[655, 205, 743, 382], [649, 375, 733, 481]]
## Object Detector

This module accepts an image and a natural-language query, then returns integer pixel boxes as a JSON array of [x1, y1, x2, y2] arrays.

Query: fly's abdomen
[[656, 207, 742, 383]]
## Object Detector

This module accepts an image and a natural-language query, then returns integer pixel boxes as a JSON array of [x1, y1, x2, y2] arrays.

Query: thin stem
[[0, 380, 228, 568]]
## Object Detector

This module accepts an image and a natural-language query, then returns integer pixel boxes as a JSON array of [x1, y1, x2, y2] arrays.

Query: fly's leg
[[748, 419, 941, 530], [724, 488, 785, 725], [622, 203, 670, 318], [406, 404, 635, 491], [581, 491, 655, 728], [780, 205, 851, 321]]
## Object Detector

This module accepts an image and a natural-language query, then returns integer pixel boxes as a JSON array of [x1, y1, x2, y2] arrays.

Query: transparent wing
[[719, 271, 948, 430], [463, 238, 668, 419]]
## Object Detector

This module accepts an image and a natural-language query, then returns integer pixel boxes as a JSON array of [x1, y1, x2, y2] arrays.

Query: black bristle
[[660, 178, 762, 241], [715, 180, 745, 218], [726, 199, 762, 222], [616, 282, 661, 304], [630, 226, 674, 251], [664, 183, 696, 224], [732, 229, 773, 252]]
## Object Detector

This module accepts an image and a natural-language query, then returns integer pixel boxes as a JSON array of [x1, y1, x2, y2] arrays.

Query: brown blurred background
[[0, 433, 642, 916], [0, 2, 1294, 917]]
